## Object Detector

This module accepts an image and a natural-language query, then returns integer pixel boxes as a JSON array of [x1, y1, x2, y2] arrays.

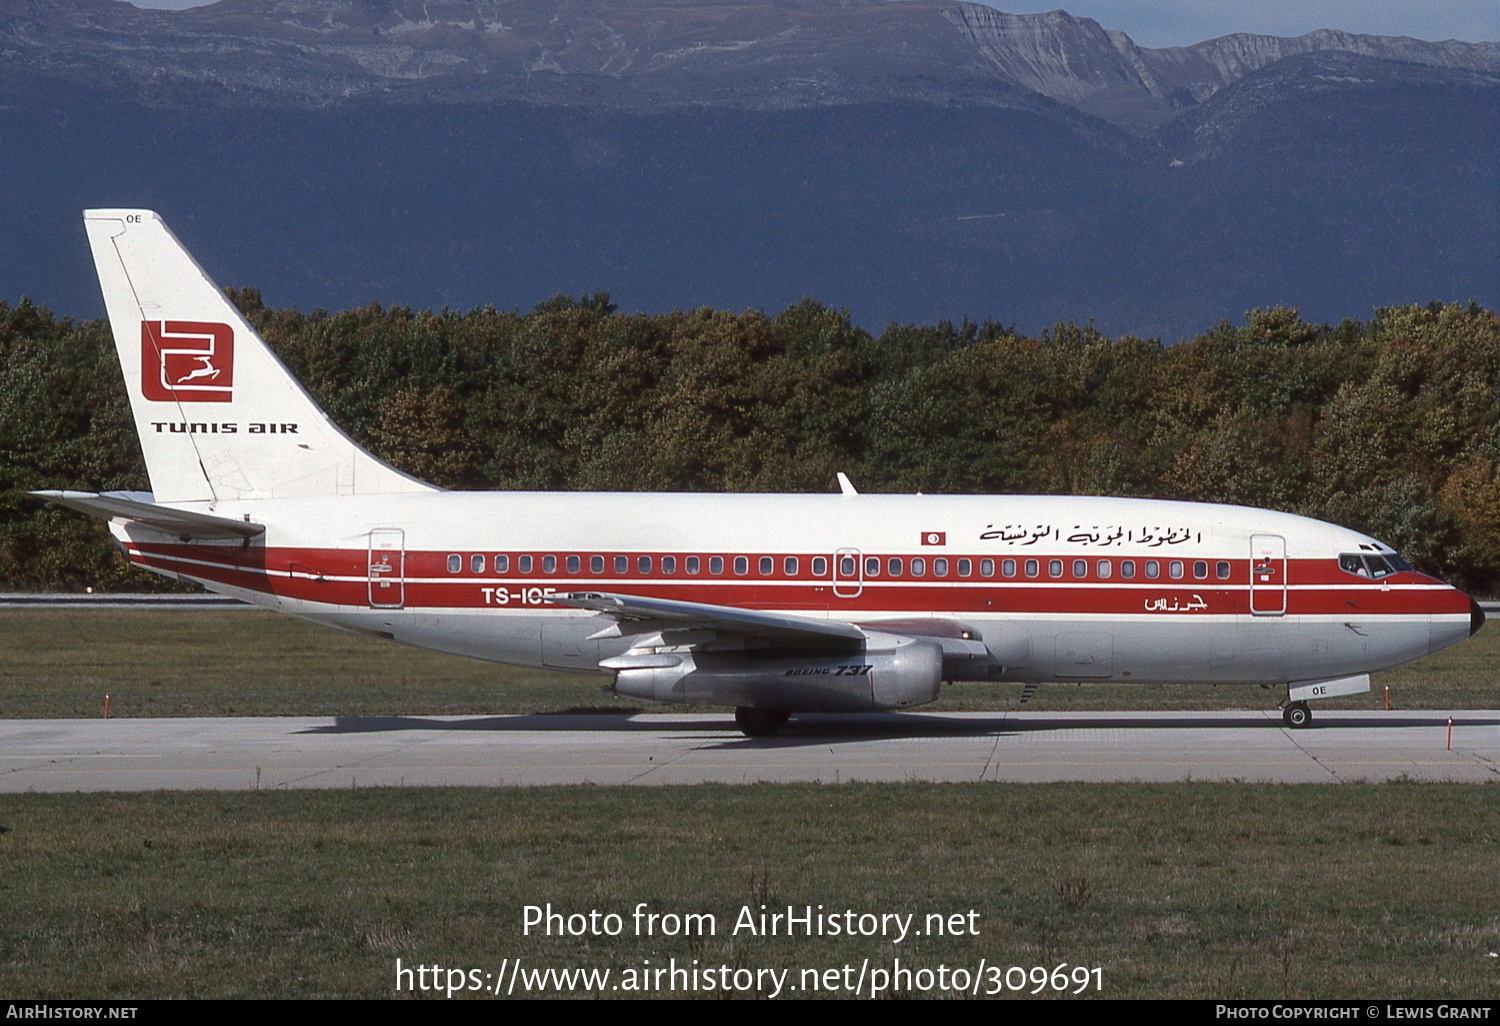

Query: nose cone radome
[[1471, 597, 1487, 637]]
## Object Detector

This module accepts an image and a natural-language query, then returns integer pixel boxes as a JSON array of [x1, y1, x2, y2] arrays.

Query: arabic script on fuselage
[[978, 524, 1202, 547], [1143, 594, 1209, 612]]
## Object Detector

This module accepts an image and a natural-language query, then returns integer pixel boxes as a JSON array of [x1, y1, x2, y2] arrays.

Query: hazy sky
[[120, 1, 1500, 48]]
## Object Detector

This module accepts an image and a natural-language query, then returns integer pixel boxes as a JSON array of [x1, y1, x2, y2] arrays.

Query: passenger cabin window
[[911, 557, 926, 577], [812, 557, 827, 576], [543, 555, 557, 574], [686, 556, 700, 574], [1169, 560, 1184, 580], [662, 556, 676, 575], [470, 554, 484, 574], [865, 557, 880, 577], [447, 554, 461, 573], [1024, 559, 1038, 578], [1193, 560, 1208, 580], [760, 556, 773, 575], [494, 555, 509, 574], [1048, 559, 1063, 578], [614, 555, 627, 574], [839, 556, 856, 576], [638, 555, 652, 574], [519, 555, 533, 573], [1216, 561, 1231, 580], [981, 558, 995, 578], [887, 557, 903, 576], [1096, 559, 1111, 579], [958, 558, 972, 577], [934, 558, 949, 577], [590, 555, 604, 574], [1002, 558, 1017, 578], [566, 555, 580, 574], [1072, 559, 1087, 578], [734, 556, 748, 575], [784, 557, 798, 575], [1144, 560, 1159, 580], [709, 556, 724, 575], [1120, 560, 1136, 579]]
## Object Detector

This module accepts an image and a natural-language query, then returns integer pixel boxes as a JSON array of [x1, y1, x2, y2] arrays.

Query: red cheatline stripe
[[127, 542, 1428, 586], [123, 545, 1470, 616]]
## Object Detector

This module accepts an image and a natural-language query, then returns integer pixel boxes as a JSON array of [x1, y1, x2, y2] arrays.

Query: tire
[[734, 707, 790, 737], [1283, 701, 1312, 729]]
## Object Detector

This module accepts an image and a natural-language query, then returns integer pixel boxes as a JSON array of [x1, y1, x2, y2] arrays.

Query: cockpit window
[[1339, 552, 1408, 579]]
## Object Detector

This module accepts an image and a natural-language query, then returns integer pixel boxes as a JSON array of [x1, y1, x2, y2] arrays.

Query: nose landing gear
[[1282, 701, 1312, 729]]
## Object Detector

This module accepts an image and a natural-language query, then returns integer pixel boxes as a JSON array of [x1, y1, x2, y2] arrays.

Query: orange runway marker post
[[102, 692, 111, 719]]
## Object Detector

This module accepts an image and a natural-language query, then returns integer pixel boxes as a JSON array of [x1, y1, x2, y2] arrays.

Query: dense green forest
[[3, 294, 1498, 595]]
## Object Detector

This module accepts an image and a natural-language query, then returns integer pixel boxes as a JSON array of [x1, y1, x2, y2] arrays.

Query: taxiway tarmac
[[2, 710, 1497, 790]]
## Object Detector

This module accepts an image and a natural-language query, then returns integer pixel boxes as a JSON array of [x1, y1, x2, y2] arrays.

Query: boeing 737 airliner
[[36, 210, 1484, 735]]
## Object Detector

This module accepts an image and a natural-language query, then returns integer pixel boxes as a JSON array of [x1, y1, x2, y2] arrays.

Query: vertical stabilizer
[[83, 209, 435, 503]]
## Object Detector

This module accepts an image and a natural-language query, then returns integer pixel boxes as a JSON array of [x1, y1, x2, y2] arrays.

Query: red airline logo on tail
[[141, 321, 234, 402]]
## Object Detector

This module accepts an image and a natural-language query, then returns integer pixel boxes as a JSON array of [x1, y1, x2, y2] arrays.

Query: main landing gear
[[735, 707, 790, 738], [1282, 701, 1312, 729]]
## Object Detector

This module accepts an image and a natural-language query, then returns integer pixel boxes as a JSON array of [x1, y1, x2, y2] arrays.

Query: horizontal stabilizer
[[32, 490, 265, 541]]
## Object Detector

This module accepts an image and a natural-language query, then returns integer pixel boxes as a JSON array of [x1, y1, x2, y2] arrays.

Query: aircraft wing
[[32, 490, 265, 541], [555, 591, 989, 659], [560, 592, 990, 719]]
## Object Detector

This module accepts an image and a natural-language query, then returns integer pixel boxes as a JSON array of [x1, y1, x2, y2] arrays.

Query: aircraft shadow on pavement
[[685, 713, 1500, 749], [299, 711, 1500, 746]]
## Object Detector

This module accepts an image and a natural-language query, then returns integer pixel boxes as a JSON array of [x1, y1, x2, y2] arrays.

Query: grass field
[[1, 785, 1496, 999], [1, 608, 1496, 719]]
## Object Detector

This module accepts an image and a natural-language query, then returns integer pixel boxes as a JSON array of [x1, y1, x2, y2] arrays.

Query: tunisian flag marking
[[921, 531, 946, 546]]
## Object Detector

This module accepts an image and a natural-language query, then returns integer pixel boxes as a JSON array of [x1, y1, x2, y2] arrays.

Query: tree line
[[2, 293, 1498, 595]]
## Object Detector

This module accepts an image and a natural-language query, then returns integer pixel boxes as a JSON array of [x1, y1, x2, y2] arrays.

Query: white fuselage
[[113, 490, 1477, 693]]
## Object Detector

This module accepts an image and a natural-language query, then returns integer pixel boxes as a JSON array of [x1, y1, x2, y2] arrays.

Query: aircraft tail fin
[[82, 209, 435, 503]]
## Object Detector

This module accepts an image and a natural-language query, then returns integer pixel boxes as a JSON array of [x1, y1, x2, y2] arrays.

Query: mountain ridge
[[0, 0, 1494, 337], [4, 0, 1495, 130]]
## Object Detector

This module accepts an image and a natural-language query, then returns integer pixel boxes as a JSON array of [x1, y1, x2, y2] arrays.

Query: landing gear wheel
[[1283, 701, 1312, 729], [735, 707, 790, 737]]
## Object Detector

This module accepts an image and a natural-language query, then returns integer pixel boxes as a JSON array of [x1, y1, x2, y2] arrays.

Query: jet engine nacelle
[[606, 634, 943, 712]]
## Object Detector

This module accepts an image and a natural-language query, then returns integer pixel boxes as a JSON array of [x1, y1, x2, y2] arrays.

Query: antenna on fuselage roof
[[837, 472, 859, 496]]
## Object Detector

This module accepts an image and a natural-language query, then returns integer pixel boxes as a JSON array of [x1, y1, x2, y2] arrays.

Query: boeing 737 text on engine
[[36, 210, 1485, 736]]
